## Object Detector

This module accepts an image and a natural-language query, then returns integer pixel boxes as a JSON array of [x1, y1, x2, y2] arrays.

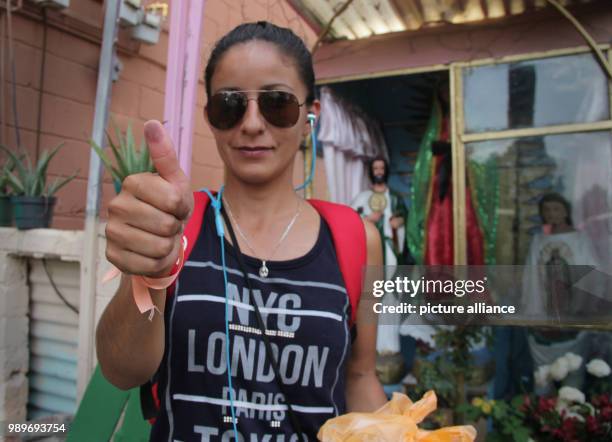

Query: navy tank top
[[150, 203, 352, 442]]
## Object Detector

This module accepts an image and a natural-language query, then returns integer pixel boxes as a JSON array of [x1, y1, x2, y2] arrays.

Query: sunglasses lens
[[259, 91, 300, 128], [207, 92, 246, 130]]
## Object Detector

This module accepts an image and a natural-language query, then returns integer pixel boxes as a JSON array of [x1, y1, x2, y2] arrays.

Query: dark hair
[[204, 21, 315, 104], [368, 156, 389, 184], [539, 192, 573, 226]]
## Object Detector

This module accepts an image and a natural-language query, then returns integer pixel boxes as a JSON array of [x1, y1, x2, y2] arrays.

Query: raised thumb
[[145, 120, 189, 189], [144, 120, 193, 218]]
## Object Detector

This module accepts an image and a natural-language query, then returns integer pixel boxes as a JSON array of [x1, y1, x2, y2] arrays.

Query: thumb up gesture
[[105, 120, 194, 277]]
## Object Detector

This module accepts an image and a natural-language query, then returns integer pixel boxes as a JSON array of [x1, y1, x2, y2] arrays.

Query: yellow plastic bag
[[318, 391, 476, 442]]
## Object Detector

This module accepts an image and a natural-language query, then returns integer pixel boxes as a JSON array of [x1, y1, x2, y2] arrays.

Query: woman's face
[[541, 201, 568, 226], [205, 40, 318, 185]]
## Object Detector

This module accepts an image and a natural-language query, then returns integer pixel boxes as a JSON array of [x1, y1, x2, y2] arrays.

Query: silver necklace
[[223, 197, 302, 278]]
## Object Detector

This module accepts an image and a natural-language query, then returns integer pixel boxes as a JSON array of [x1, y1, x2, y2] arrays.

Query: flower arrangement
[[519, 389, 611, 442], [460, 355, 612, 441]]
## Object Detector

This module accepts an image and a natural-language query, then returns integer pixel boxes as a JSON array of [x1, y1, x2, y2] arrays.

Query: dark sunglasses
[[207, 90, 305, 130]]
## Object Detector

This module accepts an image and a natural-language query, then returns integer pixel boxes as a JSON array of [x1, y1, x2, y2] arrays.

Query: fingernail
[[144, 121, 162, 143]]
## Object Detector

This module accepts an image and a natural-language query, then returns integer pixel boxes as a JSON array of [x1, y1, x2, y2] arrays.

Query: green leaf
[[46, 171, 77, 196], [33, 143, 65, 195], [36, 144, 60, 177], [6, 170, 25, 194], [105, 131, 129, 179], [125, 123, 136, 174], [23, 168, 39, 196], [95, 117, 159, 180], [511, 395, 526, 409], [95, 132, 125, 181], [487, 432, 506, 442], [512, 428, 530, 442], [111, 117, 126, 152], [109, 166, 123, 183], [0, 146, 28, 192], [0, 153, 18, 191], [90, 139, 115, 170]]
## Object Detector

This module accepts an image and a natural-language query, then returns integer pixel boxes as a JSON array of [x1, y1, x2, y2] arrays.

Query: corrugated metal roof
[[289, 0, 597, 41]]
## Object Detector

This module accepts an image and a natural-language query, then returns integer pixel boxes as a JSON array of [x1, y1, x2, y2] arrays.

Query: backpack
[[141, 190, 367, 420]]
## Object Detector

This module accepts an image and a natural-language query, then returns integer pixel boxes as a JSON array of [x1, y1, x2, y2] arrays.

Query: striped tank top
[[150, 203, 352, 441]]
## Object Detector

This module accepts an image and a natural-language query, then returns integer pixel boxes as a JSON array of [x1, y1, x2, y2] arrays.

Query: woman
[[96, 21, 386, 441]]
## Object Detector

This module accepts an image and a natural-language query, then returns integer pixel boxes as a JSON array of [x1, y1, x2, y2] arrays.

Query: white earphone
[[307, 112, 316, 127], [296, 113, 317, 191]]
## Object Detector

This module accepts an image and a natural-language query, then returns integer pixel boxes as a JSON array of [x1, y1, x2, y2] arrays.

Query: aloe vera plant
[[90, 121, 156, 185], [0, 144, 77, 197], [0, 155, 17, 196]]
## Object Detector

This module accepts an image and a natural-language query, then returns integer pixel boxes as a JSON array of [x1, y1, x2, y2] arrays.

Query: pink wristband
[[103, 236, 188, 320]]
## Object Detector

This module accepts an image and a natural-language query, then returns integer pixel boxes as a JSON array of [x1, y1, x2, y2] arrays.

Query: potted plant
[[0, 156, 17, 226], [1, 144, 76, 230], [90, 121, 155, 193]]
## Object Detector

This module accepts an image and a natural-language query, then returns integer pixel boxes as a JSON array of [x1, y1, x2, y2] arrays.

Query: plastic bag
[[318, 391, 476, 442]]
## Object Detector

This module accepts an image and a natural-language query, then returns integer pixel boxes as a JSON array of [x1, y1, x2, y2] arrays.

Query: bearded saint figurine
[[352, 156, 408, 384]]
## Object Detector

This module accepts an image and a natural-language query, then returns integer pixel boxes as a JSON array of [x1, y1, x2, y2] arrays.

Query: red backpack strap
[[167, 191, 210, 297], [309, 199, 366, 326], [184, 191, 210, 260]]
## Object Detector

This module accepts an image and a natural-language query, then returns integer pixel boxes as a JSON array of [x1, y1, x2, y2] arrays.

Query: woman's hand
[[105, 120, 194, 277], [97, 120, 193, 390]]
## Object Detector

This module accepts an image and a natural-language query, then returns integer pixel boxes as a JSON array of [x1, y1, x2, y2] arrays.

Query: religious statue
[[352, 156, 409, 384], [351, 156, 408, 266]]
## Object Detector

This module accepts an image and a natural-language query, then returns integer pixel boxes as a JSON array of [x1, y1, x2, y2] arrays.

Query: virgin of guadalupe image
[[522, 192, 601, 318], [521, 193, 603, 393]]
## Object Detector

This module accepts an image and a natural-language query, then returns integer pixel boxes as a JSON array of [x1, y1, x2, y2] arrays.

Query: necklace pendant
[[259, 261, 269, 278]]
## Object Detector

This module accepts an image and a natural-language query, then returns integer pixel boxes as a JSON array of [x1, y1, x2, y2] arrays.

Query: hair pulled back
[[204, 21, 315, 104]]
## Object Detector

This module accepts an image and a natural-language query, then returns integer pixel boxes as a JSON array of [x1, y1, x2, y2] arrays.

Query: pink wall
[[314, 2, 612, 82], [4, 0, 320, 230]]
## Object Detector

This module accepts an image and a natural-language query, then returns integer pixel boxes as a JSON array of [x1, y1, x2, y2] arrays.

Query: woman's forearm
[[95, 274, 166, 390], [345, 370, 388, 412]]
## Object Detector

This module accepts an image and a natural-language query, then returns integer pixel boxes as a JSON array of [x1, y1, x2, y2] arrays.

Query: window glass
[[463, 53, 610, 133], [466, 131, 612, 270]]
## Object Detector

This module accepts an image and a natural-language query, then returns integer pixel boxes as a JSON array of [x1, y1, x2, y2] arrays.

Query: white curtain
[[318, 87, 387, 205]]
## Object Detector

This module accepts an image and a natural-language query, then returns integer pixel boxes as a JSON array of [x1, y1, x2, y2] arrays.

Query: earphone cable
[[295, 114, 317, 192], [221, 207, 306, 442], [202, 188, 239, 439]]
